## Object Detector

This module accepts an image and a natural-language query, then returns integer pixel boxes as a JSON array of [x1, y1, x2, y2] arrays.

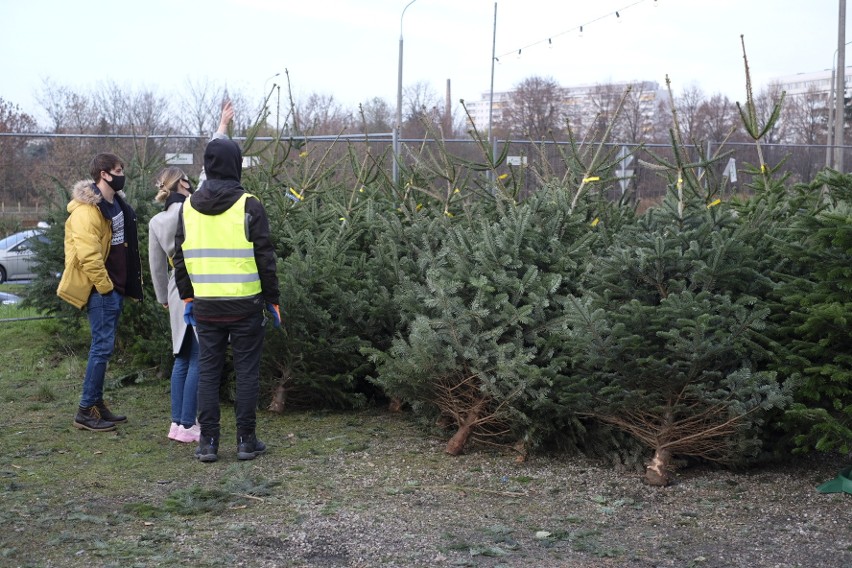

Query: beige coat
[[148, 202, 190, 354]]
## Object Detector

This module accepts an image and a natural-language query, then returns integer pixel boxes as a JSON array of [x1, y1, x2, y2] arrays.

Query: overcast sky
[[0, 0, 846, 126]]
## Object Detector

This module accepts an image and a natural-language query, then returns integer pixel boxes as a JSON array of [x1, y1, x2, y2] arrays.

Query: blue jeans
[[171, 328, 199, 427], [80, 290, 124, 408], [196, 311, 265, 440]]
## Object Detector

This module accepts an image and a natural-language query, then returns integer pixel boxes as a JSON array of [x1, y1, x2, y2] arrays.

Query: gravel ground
[[169, 414, 852, 568]]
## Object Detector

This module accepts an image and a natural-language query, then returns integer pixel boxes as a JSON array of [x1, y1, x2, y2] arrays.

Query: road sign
[[165, 153, 193, 165], [617, 145, 634, 193], [723, 158, 737, 183]]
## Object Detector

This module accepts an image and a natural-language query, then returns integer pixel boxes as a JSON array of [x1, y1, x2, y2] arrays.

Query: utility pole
[[393, 0, 417, 186], [834, 0, 847, 171], [487, 2, 497, 182]]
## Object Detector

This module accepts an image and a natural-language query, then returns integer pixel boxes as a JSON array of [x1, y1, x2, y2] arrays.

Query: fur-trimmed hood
[[67, 180, 127, 213]]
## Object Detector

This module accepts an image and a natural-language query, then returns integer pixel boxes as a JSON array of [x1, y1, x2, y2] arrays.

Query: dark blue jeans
[[81, 290, 124, 408], [195, 311, 265, 441], [170, 328, 199, 427]]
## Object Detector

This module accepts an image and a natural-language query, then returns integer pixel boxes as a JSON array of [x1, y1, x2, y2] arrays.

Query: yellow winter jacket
[[56, 181, 114, 309]]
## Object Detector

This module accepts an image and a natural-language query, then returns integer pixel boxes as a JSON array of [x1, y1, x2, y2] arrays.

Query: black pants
[[195, 311, 265, 441]]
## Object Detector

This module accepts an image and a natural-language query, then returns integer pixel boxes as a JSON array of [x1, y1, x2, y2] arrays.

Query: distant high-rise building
[[464, 80, 663, 136], [770, 67, 850, 102]]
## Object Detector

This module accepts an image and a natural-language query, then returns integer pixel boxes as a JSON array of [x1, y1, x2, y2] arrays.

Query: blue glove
[[183, 300, 197, 326], [266, 303, 281, 328]]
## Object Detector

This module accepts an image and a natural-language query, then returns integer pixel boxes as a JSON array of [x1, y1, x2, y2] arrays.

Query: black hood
[[189, 179, 244, 215], [204, 138, 242, 182]]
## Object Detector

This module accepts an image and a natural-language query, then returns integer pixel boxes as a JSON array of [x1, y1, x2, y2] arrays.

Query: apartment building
[[464, 80, 663, 135]]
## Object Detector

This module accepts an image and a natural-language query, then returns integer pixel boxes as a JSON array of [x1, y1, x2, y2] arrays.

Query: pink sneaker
[[168, 422, 179, 440], [174, 424, 200, 443]]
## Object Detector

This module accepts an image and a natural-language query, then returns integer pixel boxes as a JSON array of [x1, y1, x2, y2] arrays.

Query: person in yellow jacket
[[173, 123, 280, 463], [57, 153, 143, 432]]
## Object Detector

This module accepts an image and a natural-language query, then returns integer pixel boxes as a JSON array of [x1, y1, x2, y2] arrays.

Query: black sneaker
[[94, 400, 127, 424], [73, 406, 116, 432], [237, 434, 267, 460], [196, 437, 219, 463]]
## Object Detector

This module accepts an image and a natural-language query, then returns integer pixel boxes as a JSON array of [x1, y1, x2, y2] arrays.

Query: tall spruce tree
[[769, 169, 852, 453], [561, 180, 789, 485], [368, 184, 618, 455]]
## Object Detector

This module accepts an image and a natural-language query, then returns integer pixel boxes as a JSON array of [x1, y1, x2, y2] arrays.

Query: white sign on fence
[[617, 145, 634, 194], [165, 153, 193, 165], [507, 156, 527, 166], [724, 158, 737, 183]]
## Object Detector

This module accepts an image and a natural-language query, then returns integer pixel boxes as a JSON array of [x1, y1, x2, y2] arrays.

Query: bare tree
[[37, 79, 98, 133], [782, 86, 826, 145], [610, 82, 662, 144], [0, 98, 39, 206], [402, 81, 444, 139], [583, 82, 625, 142], [673, 84, 706, 144], [179, 77, 228, 137], [752, 83, 786, 144], [295, 93, 353, 135], [500, 76, 563, 141], [358, 97, 393, 134], [697, 93, 741, 143]]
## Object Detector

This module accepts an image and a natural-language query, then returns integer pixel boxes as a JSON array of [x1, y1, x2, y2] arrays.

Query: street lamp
[[393, 0, 417, 186], [826, 41, 852, 169], [832, 0, 847, 171]]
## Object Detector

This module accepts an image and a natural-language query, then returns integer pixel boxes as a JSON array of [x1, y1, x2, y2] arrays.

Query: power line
[[495, 0, 654, 62]]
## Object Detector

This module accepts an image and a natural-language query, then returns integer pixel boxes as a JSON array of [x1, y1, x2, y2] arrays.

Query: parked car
[[0, 228, 48, 284]]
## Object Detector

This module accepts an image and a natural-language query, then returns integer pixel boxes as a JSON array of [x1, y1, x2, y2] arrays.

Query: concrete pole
[[444, 79, 452, 137], [488, 2, 497, 182], [393, 0, 417, 186], [834, 0, 846, 171], [827, 64, 835, 169]]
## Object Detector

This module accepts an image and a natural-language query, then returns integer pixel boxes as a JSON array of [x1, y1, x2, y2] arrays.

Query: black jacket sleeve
[[172, 206, 195, 300], [245, 196, 281, 305]]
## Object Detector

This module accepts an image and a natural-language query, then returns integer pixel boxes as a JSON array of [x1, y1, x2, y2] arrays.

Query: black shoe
[[196, 437, 219, 463], [237, 434, 267, 460], [74, 406, 116, 432], [94, 400, 127, 424]]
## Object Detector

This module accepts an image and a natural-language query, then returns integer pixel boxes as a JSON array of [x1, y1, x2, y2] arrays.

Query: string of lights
[[494, 0, 656, 62]]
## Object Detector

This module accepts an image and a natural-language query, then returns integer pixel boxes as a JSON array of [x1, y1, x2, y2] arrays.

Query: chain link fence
[[0, 132, 843, 215]]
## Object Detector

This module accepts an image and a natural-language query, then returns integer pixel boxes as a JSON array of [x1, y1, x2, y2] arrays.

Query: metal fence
[[0, 132, 844, 211]]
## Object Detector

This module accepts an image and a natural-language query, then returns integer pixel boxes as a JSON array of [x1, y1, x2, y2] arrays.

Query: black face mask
[[106, 174, 126, 192]]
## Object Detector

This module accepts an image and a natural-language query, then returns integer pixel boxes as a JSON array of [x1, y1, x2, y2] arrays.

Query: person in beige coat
[[149, 167, 200, 443], [148, 101, 234, 443]]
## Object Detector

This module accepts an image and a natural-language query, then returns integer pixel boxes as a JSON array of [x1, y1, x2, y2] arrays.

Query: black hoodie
[[172, 138, 280, 320]]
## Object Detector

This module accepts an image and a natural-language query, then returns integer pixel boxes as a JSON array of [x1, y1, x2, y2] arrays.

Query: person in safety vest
[[173, 116, 280, 463], [149, 101, 235, 445]]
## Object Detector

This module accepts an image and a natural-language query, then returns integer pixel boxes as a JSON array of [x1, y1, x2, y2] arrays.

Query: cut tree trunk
[[268, 383, 287, 413], [445, 401, 485, 456], [645, 447, 672, 486]]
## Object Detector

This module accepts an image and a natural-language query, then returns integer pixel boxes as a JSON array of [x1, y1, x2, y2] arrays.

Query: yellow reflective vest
[[181, 193, 261, 299]]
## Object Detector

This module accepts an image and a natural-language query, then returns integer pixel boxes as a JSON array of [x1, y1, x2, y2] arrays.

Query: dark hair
[[89, 153, 123, 182]]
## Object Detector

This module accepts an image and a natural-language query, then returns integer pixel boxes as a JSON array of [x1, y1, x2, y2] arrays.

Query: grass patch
[[0, 310, 847, 567]]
